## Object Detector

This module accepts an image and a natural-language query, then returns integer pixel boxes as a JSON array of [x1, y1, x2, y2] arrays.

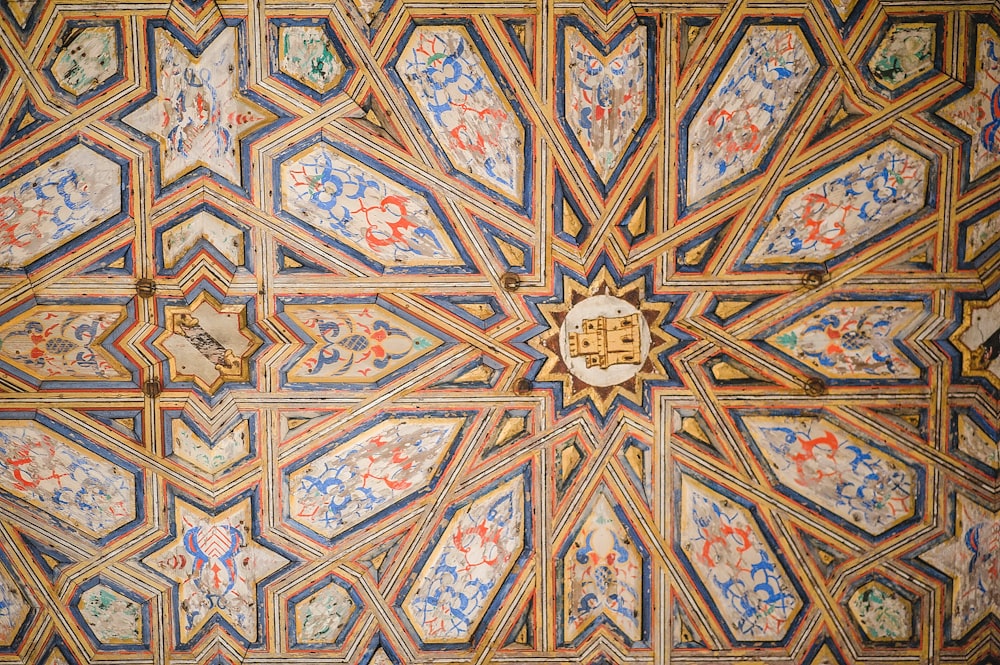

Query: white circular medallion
[[558, 295, 650, 387]]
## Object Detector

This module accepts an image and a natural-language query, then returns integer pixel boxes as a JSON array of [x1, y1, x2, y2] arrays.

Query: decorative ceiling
[[0, 0, 999, 663]]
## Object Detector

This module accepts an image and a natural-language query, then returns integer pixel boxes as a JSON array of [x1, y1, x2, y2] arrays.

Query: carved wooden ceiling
[[0, 0, 999, 663]]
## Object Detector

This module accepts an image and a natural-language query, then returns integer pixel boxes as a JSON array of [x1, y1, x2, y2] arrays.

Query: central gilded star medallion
[[521, 258, 691, 423]]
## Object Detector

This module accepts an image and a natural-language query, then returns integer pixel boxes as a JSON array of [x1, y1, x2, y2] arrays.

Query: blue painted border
[[0, 543, 36, 654], [431, 355, 503, 389], [677, 17, 828, 217], [43, 20, 125, 104], [948, 407, 1000, 481], [276, 295, 459, 390], [137, 484, 298, 650], [671, 463, 811, 647], [821, 0, 870, 37], [0, 295, 139, 390], [37, 634, 79, 664], [619, 436, 651, 505], [0, 135, 132, 275], [69, 575, 151, 652], [275, 244, 331, 274], [555, 16, 657, 198], [393, 462, 533, 650], [85, 409, 143, 442], [957, 197, 1000, 270], [860, 15, 944, 100], [358, 633, 403, 664], [475, 216, 532, 274], [500, 18, 533, 73], [280, 410, 474, 545], [20, 532, 74, 583], [703, 293, 776, 326], [79, 243, 134, 276], [617, 178, 654, 245], [425, 294, 506, 330], [0, 0, 44, 42], [734, 133, 939, 272], [161, 410, 258, 477], [0, 411, 146, 547], [554, 486, 652, 647], [267, 17, 356, 103], [110, 18, 290, 200], [802, 635, 849, 665], [0, 96, 54, 147], [386, 19, 534, 216], [905, 488, 999, 647], [937, 279, 1000, 399], [552, 172, 591, 246], [927, 15, 1000, 196], [272, 133, 478, 275], [556, 16, 658, 197], [675, 217, 731, 273], [751, 292, 930, 386], [154, 202, 252, 277], [286, 573, 363, 650], [729, 407, 927, 543]]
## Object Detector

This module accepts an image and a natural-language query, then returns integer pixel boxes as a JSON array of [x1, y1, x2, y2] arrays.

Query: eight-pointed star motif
[[919, 494, 1000, 641], [123, 25, 276, 193]]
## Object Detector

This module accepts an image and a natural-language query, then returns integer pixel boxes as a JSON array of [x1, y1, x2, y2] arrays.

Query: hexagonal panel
[[734, 410, 923, 538], [275, 137, 474, 274], [682, 20, 823, 210], [742, 139, 932, 268], [0, 140, 127, 270]]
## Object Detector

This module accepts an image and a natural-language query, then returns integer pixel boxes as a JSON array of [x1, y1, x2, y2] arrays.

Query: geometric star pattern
[[0, 1, 999, 664]]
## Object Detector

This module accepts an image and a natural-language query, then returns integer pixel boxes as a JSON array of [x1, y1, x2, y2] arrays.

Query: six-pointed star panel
[[0, 0, 999, 664]]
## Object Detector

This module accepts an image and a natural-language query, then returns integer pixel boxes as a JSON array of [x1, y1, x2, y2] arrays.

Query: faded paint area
[[278, 25, 346, 94], [563, 24, 647, 182], [50, 25, 120, 97], [868, 23, 935, 90], [746, 139, 929, 265], [279, 142, 466, 269], [938, 23, 1000, 181], [284, 416, 464, 540], [767, 301, 924, 379], [0, 144, 122, 268], [402, 474, 526, 643], [686, 25, 819, 206], [124, 26, 275, 188], [396, 25, 526, 203], [0, 421, 136, 538]]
